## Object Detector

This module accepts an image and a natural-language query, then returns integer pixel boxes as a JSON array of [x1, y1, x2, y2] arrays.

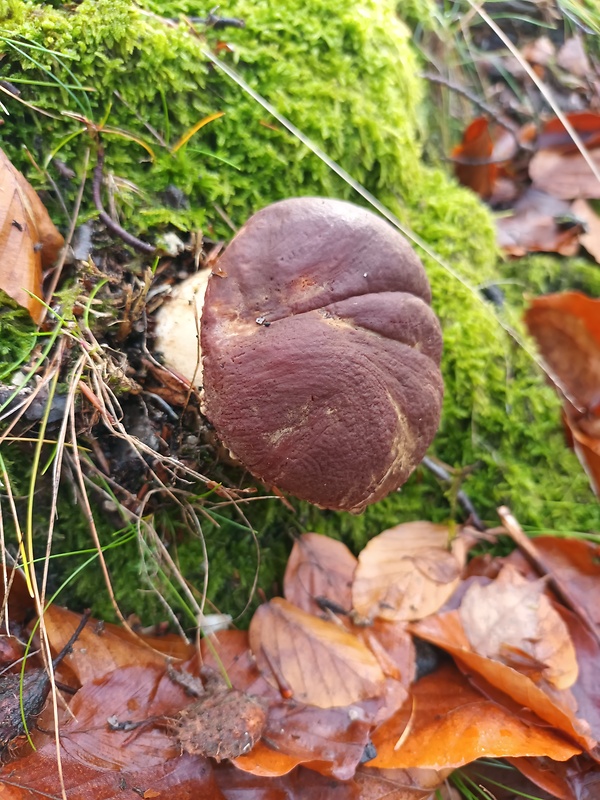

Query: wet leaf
[[352, 522, 466, 622], [353, 765, 449, 799], [283, 533, 356, 617], [215, 762, 359, 800], [411, 611, 594, 752], [0, 148, 64, 323], [368, 663, 579, 770], [234, 699, 373, 780], [249, 597, 385, 707], [459, 564, 578, 690]]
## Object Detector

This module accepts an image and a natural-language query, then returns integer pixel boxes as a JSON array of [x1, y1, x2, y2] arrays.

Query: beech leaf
[[459, 564, 579, 690], [368, 663, 580, 770], [352, 522, 466, 622], [249, 597, 385, 707], [0, 148, 64, 323], [283, 533, 357, 616]]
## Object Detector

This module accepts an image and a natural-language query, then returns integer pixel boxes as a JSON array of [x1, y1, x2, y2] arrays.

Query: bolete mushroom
[[156, 197, 443, 513]]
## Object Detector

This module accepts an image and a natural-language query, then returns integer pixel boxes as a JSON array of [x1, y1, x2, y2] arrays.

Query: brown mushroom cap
[[201, 197, 443, 513]]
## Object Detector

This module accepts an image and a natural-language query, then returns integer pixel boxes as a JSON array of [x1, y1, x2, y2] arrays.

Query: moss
[[0, 0, 598, 624], [0, 294, 39, 375]]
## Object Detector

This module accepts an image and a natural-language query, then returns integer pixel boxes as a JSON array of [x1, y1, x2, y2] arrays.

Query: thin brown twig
[[421, 456, 486, 531], [92, 147, 156, 255]]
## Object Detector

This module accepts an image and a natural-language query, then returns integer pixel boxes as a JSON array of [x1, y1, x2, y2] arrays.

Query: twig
[[92, 148, 156, 255], [421, 456, 486, 531]]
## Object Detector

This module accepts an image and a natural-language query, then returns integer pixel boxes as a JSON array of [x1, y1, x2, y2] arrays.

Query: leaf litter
[[2, 516, 600, 800]]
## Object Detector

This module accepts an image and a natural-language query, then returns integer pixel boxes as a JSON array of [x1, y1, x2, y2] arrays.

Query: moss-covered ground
[[0, 0, 598, 623]]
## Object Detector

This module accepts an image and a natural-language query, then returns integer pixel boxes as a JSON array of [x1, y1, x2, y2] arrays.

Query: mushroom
[[156, 197, 443, 513]]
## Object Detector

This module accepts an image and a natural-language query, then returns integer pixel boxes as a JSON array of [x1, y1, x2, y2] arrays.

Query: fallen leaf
[[43, 605, 194, 685], [557, 37, 591, 79], [536, 113, 600, 155], [524, 291, 600, 411], [0, 148, 64, 323], [411, 610, 594, 752], [283, 533, 356, 617], [496, 188, 583, 256], [522, 36, 555, 67], [215, 762, 359, 800], [368, 663, 579, 770], [467, 757, 573, 800], [353, 765, 449, 799], [508, 755, 600, 800], [234, 699, 373, 780], [249, 597, 385, 707], [352, 522, 466, 623], [459, 564, 578, 690], [452, 117, 497, 198]]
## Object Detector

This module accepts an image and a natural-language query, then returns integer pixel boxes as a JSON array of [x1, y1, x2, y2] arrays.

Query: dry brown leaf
[[283, 533, 356, 617], [524, 291, 600, 411], [368, 663, 580, 771], [249, 597, 385, 708], [351, 522, 466, 622], [459, 564, 578, 690], [530, 149, 600, 200], [411, 611, 595, 752], [0, 148, 64, 323], [43, 605, 193, 685], [496, 188, 583, 257]]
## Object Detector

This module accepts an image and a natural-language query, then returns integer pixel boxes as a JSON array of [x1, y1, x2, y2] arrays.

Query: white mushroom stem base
[[153, 269, 210, 389]]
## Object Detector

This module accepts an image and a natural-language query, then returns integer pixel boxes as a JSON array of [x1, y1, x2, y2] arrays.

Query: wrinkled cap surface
[[201, 198, 443, 513]]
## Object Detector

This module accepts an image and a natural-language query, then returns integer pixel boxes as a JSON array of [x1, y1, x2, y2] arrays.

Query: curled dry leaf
[[352, 522, 466, 623], [459, 564, 579, 690], [411, 611, 595, 752], [249, 597, 385, 708], [0, 148, 64, 323], [368, 663, 579, 771], [283, 532, 357, 617]]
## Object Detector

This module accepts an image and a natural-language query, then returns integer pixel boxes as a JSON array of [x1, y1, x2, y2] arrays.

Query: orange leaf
[[524, 291, 600, 412], [283, 533, 356, 617], [537, 112, 600, 155], [249, 597, 385, 707], [452, 117, 497, 198], [368, 663, 579, 770], [411, 611, 595, 752], [0, 148, 64, 323], [352, 522, 465, 622]]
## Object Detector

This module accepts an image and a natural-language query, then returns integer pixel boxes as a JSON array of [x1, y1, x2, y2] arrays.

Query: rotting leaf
[[353, 764, 449, 800], [368, 663, 579, 771], [459, 564, 579, 690], [249, 597, 385, 708], [215, 762, 360, 800], [283, 532, 357, 617], [352, 522, 466, 623], [0, 147, 64, 323]]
